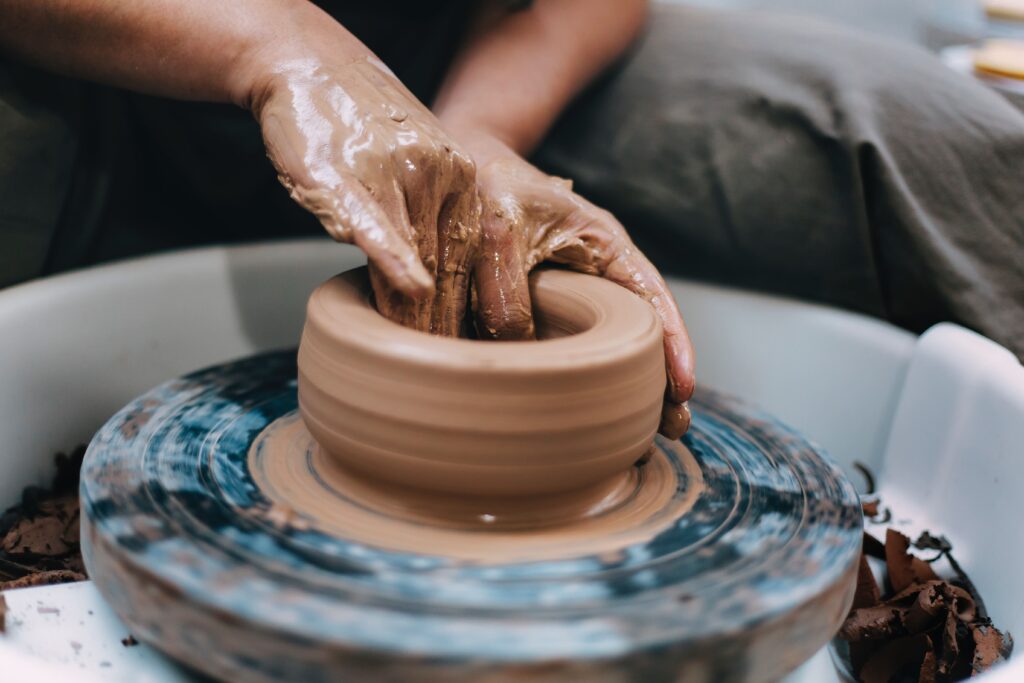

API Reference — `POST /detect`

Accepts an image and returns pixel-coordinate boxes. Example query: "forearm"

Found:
[435,0,648,160]
[0,0,370,107]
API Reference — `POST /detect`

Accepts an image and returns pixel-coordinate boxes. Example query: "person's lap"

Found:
[535,5,1024,357]
[1,4,1021,356]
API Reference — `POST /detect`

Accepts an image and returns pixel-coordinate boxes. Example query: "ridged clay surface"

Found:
[297,267,666,497]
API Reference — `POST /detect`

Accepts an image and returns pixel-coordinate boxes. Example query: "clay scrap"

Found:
[838,503,1013,682]
[0,447,87,591]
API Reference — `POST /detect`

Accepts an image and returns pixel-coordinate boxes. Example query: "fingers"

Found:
[472,200,536,341]
[260,104,431,299]
[547,208,696,436]
[428,150,480,336]
[609,247,696,438]
[433,187,480,336]
[297,179,434,299]
[472,156,696,438]
[597,232,696,405]
[651,283,697,404]
[386,159,442,333]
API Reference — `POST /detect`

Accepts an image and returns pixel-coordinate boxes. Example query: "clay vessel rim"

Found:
[305,268,662,373]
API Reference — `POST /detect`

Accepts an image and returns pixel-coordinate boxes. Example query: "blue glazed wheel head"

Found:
[297,267,667,497]
[80,351,863,683]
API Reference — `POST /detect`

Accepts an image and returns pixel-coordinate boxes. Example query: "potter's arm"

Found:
[435,0,648,161]
[0,0,486,328]
[0,0,367,107]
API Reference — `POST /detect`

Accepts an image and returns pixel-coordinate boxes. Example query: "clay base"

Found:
[248,412,703,563]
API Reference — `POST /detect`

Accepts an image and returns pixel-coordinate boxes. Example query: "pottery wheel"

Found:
[81,351,862,683]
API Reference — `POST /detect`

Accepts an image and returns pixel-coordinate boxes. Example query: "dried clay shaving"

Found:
[0,447,87,592]
[839,495,1012,682]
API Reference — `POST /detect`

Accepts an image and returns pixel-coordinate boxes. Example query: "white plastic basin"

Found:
[0,239,1021,682]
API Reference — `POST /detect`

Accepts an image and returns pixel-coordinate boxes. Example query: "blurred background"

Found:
[663,0,1024,111]
[667,0,984,46]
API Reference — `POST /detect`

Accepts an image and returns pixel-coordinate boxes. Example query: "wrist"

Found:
[228,2,372,110]
[443,120,520,169]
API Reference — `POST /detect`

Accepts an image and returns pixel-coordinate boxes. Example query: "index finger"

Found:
[604,243,696,404]
[300,178,434,299]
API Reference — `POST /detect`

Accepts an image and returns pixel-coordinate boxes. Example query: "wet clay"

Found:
[256,57,481,335]
[254,58,693,431]
[473,155,695,439]
[249,412,703,563]
[254,56,693,439]
[297,267,666,498]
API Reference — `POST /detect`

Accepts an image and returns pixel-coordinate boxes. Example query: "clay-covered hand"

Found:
[472,152,696,438]
[253,57,481,336]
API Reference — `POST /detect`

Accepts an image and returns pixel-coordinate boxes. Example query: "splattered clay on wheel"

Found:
[81,351,862,683]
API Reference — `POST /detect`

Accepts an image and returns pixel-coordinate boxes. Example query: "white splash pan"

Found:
[0,239,1020,682]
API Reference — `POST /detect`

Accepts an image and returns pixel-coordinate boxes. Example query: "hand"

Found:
[0,0,483,331]
[465,136,696,438]
[252,57,481,336]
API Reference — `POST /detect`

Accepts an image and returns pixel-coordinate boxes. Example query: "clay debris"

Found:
[838,503,1012,682]
[0,447,87,591]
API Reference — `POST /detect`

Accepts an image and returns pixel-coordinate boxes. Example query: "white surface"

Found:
[1,581,842,683]
[879,324,1024,638]
[670,279,915,479]
[941,44,1024,109]
[0,240,1021,682]
[0,239,358,506]
[0,582,184,682]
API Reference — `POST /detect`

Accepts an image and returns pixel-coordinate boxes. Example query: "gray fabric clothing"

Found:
[0,4,1022,357]
[535,6,1024,355]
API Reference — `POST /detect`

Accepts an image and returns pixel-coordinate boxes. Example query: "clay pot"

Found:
[297,267,665,497]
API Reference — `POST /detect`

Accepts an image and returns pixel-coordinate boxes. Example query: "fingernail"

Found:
[658,401,691,440]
